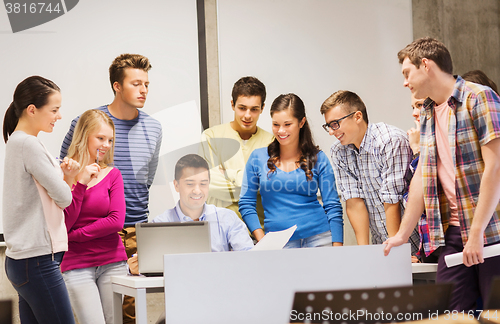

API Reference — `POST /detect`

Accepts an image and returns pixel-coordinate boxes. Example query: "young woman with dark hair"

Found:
[239,93,343,248]
[3,76,77,323]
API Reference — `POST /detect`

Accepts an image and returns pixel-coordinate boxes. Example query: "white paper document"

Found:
[444,243,500,267]
[250,225,297,251]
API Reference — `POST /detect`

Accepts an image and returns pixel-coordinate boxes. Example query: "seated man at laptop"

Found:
[129,154,254,273]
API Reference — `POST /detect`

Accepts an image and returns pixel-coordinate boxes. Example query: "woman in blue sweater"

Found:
[239,93,343,248]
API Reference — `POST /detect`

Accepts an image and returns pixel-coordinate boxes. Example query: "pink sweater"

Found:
[61,168,127,272]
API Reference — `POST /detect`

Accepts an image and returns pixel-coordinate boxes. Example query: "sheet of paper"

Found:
[250,225,297,251]
[445,243,500,267]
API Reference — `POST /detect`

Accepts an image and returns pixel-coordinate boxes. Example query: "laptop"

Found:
[135,222,211,276]
[290,283,453,323]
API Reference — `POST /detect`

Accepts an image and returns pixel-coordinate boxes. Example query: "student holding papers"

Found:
[239,93,344,248]
[384,37,500,311]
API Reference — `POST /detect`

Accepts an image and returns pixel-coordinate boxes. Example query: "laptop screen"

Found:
[136,221,211,276]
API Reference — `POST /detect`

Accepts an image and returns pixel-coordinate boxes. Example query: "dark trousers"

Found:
[5,252,75,324]
[420,246,441,263]
[436,226,500,311]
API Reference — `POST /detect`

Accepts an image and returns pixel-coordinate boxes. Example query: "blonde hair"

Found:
[67,109,115,171]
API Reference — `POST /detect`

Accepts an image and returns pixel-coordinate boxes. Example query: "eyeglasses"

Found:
[322,112,356,132]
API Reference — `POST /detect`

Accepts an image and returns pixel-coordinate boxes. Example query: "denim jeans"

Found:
[62,261,127,324]
[283,230,332,249]
[5,252,75,324]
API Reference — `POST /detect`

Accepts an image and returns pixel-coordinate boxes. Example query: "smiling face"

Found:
[32,91,62,134]
[231,95,264,139]
[323,104,365,148]
[272,109,305,149]
[88,121,114,164]
[174,167,209,220]
[114,68,149,109]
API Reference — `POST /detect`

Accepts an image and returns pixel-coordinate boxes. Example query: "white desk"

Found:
[111,275,164,324]
[164,245,412,324]
[110,255,438,324]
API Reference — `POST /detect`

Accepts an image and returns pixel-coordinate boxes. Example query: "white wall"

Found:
[218,0,414,157]
[0,0,202,234]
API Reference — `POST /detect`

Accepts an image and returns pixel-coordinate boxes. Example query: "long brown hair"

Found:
[267,93,319,181]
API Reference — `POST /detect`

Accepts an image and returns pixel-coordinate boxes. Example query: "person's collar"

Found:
[174,201,207,221]
[423,75,462,113]
[450,75,466,106]
[346,123,370,153]
[230,123,259,142]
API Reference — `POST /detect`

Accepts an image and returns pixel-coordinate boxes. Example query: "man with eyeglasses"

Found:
[320,90,419,256]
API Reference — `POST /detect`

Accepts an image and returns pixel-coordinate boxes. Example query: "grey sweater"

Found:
[3,131,72,259]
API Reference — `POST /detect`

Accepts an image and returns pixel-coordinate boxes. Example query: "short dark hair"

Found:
[397,37,453,74]
[462,70,498,93]
[109,54,152,94]
[174,154,209,181]
[231,76,266,106]
[320,90,369,124]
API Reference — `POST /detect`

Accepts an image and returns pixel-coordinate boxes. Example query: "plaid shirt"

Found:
[421,76,500,253]
[331,123,419,253]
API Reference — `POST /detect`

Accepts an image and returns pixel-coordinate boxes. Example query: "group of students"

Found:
[2,54,161,324]
[198,80,345,248]
[2,36,500,324]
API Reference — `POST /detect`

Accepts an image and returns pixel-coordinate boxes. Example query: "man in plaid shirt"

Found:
[321,90,419,256]
[384,37,500,311]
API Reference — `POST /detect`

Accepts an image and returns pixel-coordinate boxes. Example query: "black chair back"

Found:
[290,283,453,323]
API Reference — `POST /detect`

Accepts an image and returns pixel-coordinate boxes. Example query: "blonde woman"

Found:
[61,109,127,324]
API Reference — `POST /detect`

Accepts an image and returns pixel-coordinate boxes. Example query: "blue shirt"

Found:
[239,148,343,242]
[152,203,254,252]
[60,105,162,226]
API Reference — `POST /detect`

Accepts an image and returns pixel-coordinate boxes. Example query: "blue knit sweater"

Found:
[239,148,343,242]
